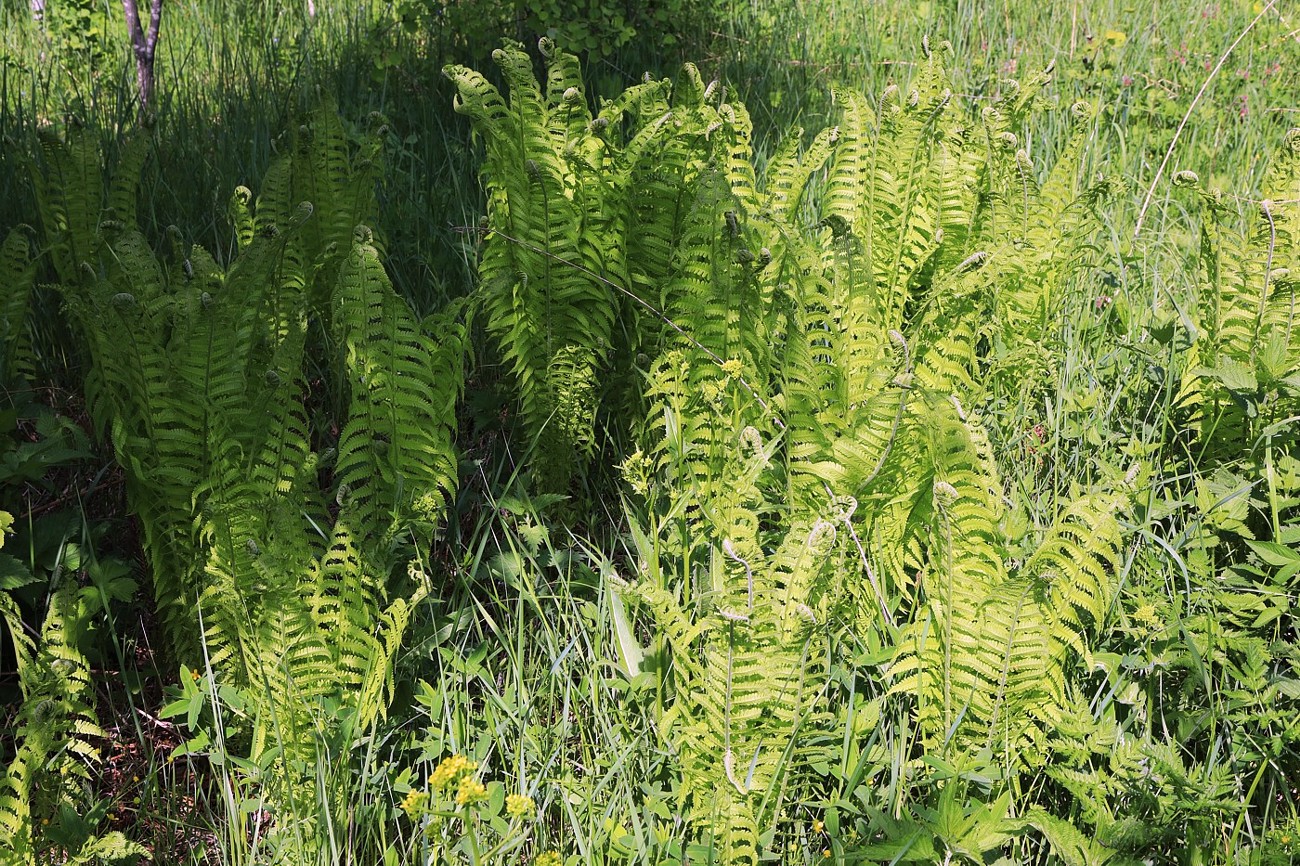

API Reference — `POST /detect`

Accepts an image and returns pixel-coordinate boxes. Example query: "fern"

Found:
[0,228,37,386]
[31,122,109,285]
[333,226,464,538]
[1176,132,1300,474]
[0,550,147,864]
[883,390,1128,756]
[624,421,841,866]
[27,113,462,864]
[447,41,779,493]
[422,42,1129,859]
[447,40,623,491]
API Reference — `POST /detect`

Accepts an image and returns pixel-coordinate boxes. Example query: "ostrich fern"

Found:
[26,114,463,864]
[0,516,146,865]
[0,229,36,385]
[437,36,1129,861]
[1175,129,1300,473]
[445,40,624,491]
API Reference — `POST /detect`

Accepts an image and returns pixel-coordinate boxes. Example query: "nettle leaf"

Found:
[0,552,37,591]
[1247,539,1300,569]
[1200,359,1258,393]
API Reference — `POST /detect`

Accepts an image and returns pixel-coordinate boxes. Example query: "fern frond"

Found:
[899,402,1009,747]
[0,227,37,384]
[447,41,625,490]
[332,227,463,537]
[32,122,105,283]
[106,131,149,231]
[0,582,106,859]
[762,125,836,224]
[309,521,384,697]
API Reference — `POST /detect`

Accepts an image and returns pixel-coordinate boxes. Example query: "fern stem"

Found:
[1251,197,1277,366]
[824,481,895,629]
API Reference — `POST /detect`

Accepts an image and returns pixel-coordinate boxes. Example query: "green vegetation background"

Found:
[1,0,1299,864]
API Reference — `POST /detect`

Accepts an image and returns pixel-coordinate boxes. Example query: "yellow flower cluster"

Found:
[1133,603,1159,627]
[534,852,561,866]
[619,448,654,497]
[400,789,429,818]
[455,775,488,807]
[506,793,535,818]
[431,754,476,790]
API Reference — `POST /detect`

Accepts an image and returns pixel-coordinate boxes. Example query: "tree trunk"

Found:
[121,0,165,116]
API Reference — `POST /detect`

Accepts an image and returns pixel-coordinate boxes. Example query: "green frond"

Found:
[332,228,463,537]
[761,125,835,224]
[1176,146,1300,460]
[821,87,874,233]
[0,582,105,856]
[662,168,770,374]
[448,41,627,490]
[672,62,709,108]
[0,227,37,384]
[1025,494,1124,632]
[106,131,149,230]
[229,186,255,252]
[360,584,428,728]
[253,150,296,234]
[309,521,384,695]
[891,401,1008,749]
[32,123,106,283]
[720,100,758,206]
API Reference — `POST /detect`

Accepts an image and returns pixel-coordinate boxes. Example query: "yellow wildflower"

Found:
[620,449,654,497]
[506,793,535,818]
[455,775,488,807]
[430,754,476,790]
[400,789,428,818]
[813,818,825,834]
[1133,603,1159,627]
[535,852,562,866]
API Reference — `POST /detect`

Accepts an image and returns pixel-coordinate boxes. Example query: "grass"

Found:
[2,0,1300,863]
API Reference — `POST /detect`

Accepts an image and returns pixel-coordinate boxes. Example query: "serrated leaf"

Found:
[1246,540,1300,568]
[0,552,37,590]
[1207,359,1258,393]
